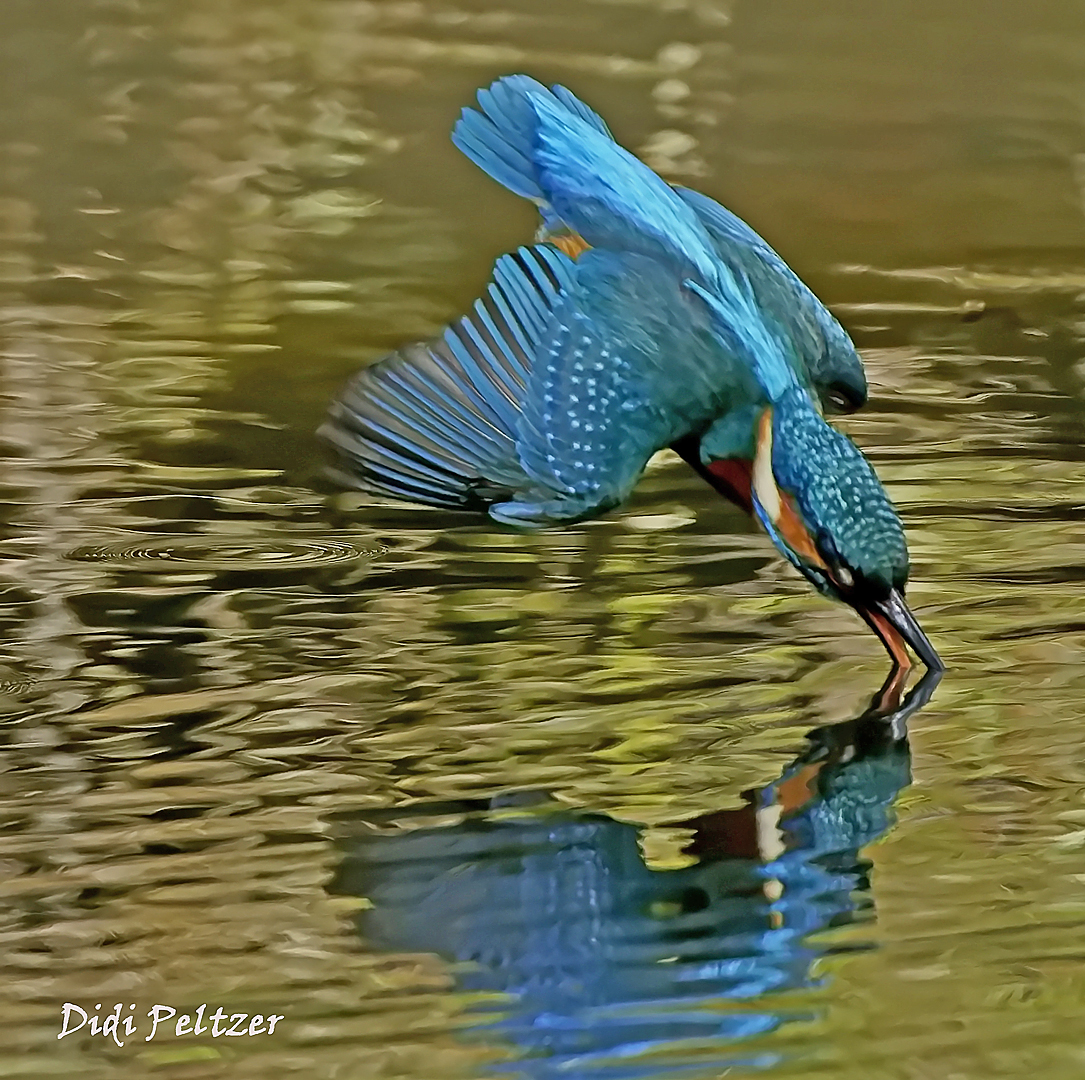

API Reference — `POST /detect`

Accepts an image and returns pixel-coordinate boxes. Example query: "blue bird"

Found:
[321,80,941,674]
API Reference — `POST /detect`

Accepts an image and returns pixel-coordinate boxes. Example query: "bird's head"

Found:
[703,388,942,673]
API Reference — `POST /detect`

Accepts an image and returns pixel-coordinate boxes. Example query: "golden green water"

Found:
[2,1,1085,1077]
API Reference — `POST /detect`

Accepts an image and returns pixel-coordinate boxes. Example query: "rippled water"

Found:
[3,1,1085,1077]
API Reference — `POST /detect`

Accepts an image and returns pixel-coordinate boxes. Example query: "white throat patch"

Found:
[752,409,782,524]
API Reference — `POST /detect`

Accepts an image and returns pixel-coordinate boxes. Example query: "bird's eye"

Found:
[825,380,866,414]
[834,566,855,590]
[827,388,854,413]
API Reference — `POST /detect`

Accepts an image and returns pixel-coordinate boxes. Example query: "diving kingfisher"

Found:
[321,77,942,676]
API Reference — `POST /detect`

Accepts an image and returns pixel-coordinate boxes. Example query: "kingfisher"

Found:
[321,77,942,676]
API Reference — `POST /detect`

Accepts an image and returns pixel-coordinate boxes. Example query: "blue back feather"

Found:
[675,186,867,409]
[681,279,799,402]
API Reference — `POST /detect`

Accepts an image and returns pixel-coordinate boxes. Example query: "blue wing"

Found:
[320,245,573,510]
[490,300,648,525]
[324,243,771,527]
[322,243,699,525]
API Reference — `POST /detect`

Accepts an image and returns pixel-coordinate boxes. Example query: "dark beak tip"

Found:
[882,588,944,673]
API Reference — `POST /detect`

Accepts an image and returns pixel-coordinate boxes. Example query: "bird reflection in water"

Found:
[332,671,940,1078]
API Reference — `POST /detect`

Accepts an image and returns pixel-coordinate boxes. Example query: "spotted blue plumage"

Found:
[769,387,909,592]
[495,250,763,524]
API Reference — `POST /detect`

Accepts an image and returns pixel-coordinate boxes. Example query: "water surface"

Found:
[2,1,1085,1078]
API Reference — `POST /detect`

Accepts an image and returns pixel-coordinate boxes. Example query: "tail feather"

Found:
[455,75,722,290]
[550,84,612,136]
[453,112,539,203]
[320,245,577,510]
[452,76,615,210]
[453,76,553,202]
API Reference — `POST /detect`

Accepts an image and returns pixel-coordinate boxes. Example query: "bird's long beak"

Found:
[859,588,943,673]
